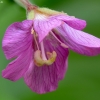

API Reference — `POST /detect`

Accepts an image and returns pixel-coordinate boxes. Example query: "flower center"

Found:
[31,27,68,67]
[31,28,57,67]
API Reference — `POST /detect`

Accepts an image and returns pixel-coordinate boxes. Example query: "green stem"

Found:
[14,0,37,10]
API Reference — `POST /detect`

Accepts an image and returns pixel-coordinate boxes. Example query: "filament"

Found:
[50,31,68,48]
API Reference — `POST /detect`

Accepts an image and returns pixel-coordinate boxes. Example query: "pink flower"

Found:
[2,0,100,94]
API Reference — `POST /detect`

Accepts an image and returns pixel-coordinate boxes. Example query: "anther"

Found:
[61,43,68,48]
[31,28,34,34]
[31,28,39,50]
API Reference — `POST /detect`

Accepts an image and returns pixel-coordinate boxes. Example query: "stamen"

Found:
[33,32,57,67]
[31,28,34,34]
[50,31,62,44]
[50,31,68,48]
[61,43,69,48]
[31,28,39,50]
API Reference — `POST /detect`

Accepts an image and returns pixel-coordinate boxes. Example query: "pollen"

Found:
[31,28,34,34]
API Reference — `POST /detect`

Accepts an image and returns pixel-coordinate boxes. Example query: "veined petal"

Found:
[55,14,86,30]
[24,61,59,94]
[44,34,69,80]
[57,23,100,56]
[33,14,86,42]
[24,34,69,94]
[2,44,33,81]
[2,20,33,59]
[33,14,62,42]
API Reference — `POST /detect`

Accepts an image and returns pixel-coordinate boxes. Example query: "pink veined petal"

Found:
[2,44,33,81]
[24,62,59,94]
[57,23,100,56]
[44,34,69,80]
[54,14,86,30]
[2,20,33,59]
[24,34,69,94]
[33,14,86,42]
[33,16,62,42]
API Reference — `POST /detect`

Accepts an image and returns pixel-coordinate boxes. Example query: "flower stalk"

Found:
[14,0,37,10]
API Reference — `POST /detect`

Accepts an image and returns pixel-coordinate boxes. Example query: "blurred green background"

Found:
[0,0,100,100]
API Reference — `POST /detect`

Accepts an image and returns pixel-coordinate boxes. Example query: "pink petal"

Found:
[55,14,86,30]
[24,62,59,94]
[24,34,69,94]
[44,34,69,80]
[2,45,33,81]
[2,20,33,59]
[33,16,62,42]
[33,14,86,42]
[57,23,100,56]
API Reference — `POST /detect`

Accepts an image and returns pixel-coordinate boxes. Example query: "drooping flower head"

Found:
[2,0,100,94]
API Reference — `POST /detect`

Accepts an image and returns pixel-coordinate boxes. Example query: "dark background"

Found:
[0,0,100,100]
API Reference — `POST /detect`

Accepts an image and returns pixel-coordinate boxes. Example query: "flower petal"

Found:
[55,14,86,30]
[33,14,86,42]
[57,23,100,56]
[44,34,69,80]
[2,44,33,81]
[24,34,69,94]
[2,20,33,59]
[33,15,62,42]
